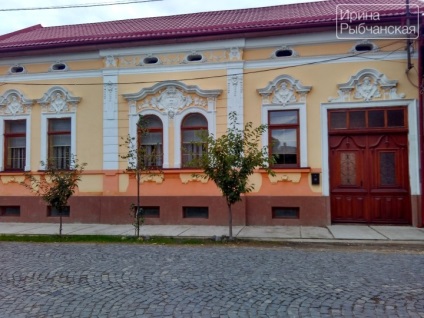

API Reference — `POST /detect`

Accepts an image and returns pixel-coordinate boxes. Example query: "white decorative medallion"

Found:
[151,86,193,118]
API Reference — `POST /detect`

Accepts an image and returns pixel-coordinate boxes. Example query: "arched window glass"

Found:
[181,113,208,167]
[139,115,163,168]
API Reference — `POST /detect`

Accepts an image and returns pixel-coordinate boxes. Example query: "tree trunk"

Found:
[136,170,141,238]
[227,203,233,239]
[59,208,63,237]
[136,211,140,238]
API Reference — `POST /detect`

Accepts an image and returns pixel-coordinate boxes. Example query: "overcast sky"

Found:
[0,0,322,35]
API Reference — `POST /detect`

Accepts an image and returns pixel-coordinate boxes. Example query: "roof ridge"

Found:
[37,4,286,30]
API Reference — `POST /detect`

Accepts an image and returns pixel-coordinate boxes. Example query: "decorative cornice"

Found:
[0,89,34,116]
[328,68,405,102]
[123,80,222,118]
[37,86,81,113]
[257,74,312,105]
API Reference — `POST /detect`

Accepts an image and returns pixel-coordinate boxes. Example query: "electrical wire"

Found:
[0,0,162,11]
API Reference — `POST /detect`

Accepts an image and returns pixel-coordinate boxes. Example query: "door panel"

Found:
[331,194,367,222]
[368,134,410,223]
[329,135,368,222]
[330,133,411,224]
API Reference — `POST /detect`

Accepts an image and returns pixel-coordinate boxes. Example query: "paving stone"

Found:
[0,243,422,317]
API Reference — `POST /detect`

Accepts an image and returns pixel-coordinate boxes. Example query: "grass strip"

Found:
[0,234,236,245]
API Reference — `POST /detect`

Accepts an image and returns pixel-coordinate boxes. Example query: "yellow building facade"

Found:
[0,1,422,226]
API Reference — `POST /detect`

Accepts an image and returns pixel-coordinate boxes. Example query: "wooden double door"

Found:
[329,109,411,224]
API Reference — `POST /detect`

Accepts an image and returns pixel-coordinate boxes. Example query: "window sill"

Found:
[0,171,26,175]
[258,167,313,173]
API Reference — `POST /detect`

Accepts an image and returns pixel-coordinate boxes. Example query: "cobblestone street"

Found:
[0,242,423,317]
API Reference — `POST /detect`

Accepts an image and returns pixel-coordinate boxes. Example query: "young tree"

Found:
[190,112,274,239]
[21,156,86,236]
[120,114,162,237]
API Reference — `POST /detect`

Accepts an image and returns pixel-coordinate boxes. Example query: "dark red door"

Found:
[329,108,411,224]
[367,134,410,223]
[330,135,368,222]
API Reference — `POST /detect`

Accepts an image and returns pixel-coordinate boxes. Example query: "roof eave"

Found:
[0,15,415,57]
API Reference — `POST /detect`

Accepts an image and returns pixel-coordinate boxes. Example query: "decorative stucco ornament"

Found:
[272,82,297,104]
[328,69,405,102]
[151,86,193,117]
[0,90,34,116]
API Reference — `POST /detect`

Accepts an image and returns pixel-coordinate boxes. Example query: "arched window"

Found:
[181,113,208,167]
[139,115,163,168]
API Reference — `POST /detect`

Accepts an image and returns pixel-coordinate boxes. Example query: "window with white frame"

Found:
[48,118,71,169]
[139,115,163,169]
[4,120,26,171]
[181,113,208,167]
[258,75,310,169]
[268,110,299,167]
[37,87,80,171]
[261,105,307,168]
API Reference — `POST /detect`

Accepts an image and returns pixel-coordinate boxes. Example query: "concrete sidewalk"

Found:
[1,222,424,243]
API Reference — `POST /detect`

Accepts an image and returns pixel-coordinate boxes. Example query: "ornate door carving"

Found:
[329,133,411,224]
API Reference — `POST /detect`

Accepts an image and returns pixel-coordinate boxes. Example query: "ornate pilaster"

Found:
[103,72,119,170]
[227,63,244,130]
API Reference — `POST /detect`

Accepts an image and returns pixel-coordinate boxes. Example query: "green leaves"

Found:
[189,112,274,206]
[21,155,87,236]
[22,156,86,211]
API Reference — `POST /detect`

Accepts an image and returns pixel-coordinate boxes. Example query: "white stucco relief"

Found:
[228,47,243,61]
[104,80,118,119]
[151,86,193,118]
[328,68,405,102]
[123,81,222,118]
[257,74,312,105]
[105,55,118,68]
[0,90,34,116]
[37,86,81,113]
[227,64,244,129]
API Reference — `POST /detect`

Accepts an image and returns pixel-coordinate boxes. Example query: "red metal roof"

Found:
[0,0,421,52]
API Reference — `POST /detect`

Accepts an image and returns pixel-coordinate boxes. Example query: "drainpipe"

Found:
[406,0,413,72]
[419,20,424,227]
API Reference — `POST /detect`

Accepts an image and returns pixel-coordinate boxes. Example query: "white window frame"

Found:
[129,109,169,168]
[0,116,31,171]
[261,103,308,168]
[174,107,215,169]
[40,113,76,169]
